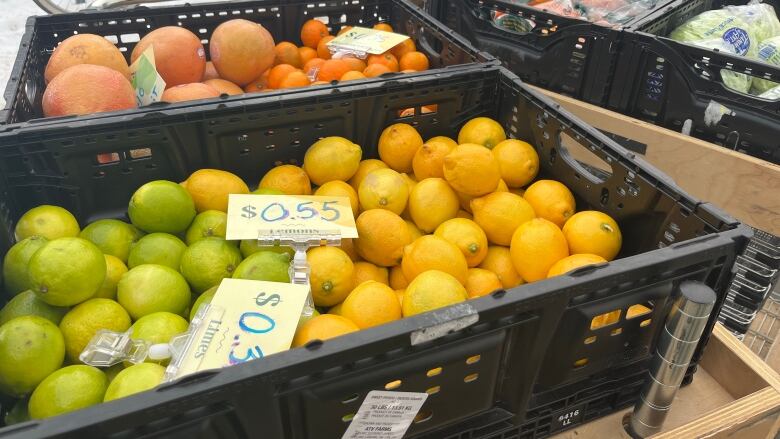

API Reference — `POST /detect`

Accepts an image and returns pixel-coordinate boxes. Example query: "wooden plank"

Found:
[537,87,780,236]
[703,324,780,396]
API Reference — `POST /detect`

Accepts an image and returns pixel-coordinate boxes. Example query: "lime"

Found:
[185,210,228,245]
[79,219,143,263]
[127,233,187,270]
[103,363,165,402]
[104,363,125,383]
[0,290,69,327]
[28,237,107,306]
[3,236,48,296]
[4,397,29,425]
[239,240,294,259]
[93,255,128,300]
[28,365,107,419]
[180,237,243,293]
[128,180,196,234]
[131,312,188,345]
[14,205,80,241]
[0,316,65,396]
[59,298,131,363]
[189,286,218,321]
[233,251,290,282]
[117,264,191,320]
[251,187,284,195]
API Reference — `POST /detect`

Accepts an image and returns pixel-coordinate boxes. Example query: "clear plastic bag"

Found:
[527,0,659,26]
[752,35,780,94]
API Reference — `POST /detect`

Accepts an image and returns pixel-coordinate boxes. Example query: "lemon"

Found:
[404,220,424,241]
[523,180,576,228]
[185,210,228,245]
[389,265,409,290]
[339,238,360,262]
[443,143,501,196]
[328,303,344,316]
[399,173,417,220]
[28,365,107,419]
[292,314,359,348]
[402,235,469,285]
[348,159,388,193]
[29,237,107,306]
[308,246,354,307]
[79,219,143,263]
[456,210,473,220]
[352,261,389,286]
[510,218,569,282]
[92,255,128,300]
[471,192,536,246]
[117,264,191,320]
[412,138,456,180]
[434,218,488,267]
[303,136,363,185]
[128,180,197,234]
[190,286,218,321]
[3,236,48,296]
[103,363,165,402]
[408,178,459,232]
[378,123,423,173]
[465,268,503,298]
[180,237,243,293]
[403,270,467,317]
[354,209,412,266]
[0,290,68,327]
[0,316,65,396]
[457,117,506,149]
[456,179,508,213]
[182,169,249,212]
[258,164,312,195]
[562,211,622,261]
[358,168,409,215]
[233,251,290,282]
[341,281,401,329]
[14,205,80,241]
[239,240,294,259]
[59,298,131,363]
[127,232,187,270]
[547,254,607,278]
[131,312,189,346]
[479,246,523,288]
[491,139,539,188]
[314,181,359,217]
[395,289,405,306]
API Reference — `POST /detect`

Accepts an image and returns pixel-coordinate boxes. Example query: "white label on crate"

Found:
[410,302,479,345]
[341,391,428,439]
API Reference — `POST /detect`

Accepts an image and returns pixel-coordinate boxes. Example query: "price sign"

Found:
[171,278,310,379]
[129,46,166,106]
[226,194,358,240]
[327,26,409,56]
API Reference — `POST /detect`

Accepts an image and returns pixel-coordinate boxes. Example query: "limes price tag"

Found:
[225,194,358,240]
[172,278,310,379]
[129,46,166,106]
[327,26,409,56]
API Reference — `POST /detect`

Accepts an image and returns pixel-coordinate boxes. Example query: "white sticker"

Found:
[341,391,428,439]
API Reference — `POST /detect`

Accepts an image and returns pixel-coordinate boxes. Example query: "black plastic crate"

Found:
[0,66,749,438]
[0,0,495,126]
[610,0,780,164]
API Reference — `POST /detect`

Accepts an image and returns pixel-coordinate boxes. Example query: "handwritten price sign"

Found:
[226,194,358,240]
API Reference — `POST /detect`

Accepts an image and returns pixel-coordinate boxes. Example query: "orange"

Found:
[317,35,336,60]
[274,41,303,68]
[408,178,459,232]
[352,261,389,287]
[402,235,468,285]
[342,57,367,72]
[317,59,351,82]
[378,123,423,173]
[374,23,394,32]
[523,180,576,228]
[202,61,219,81]
[243,70,270,93]
[399,51,429,71]
[341,281,401,328]
[492,139,539,188]
[278,71,311,89]
[202,78,243,96]
[363,64,392,77]
[434,218,488,267]
[510,218,569,282]
[258,164,312,195]
[303,58,326,77]
[45,34,130,83]
[132,27,206,87]
[308,246,355,307]
[547,254,607,278]
[338,26,353,36]
[562,211,622,261]
[403,270,467,317]
[314,181,359,217]
[292,314,358,348]
[443,143,501,196]
[340,238,360,262]
[465,268,503,298]
[182,169,250,212]
[267,64,299,89]
[349,159,388,193]
[471,192,536,246]
[391,39,417,60]
[301,19,330,49]
[298,46,318,66]
[479,246,523,289]
[43,64,136,118]
[161,83,219,103]
[412,138,456,180]
[311,80,329,86]
[358,168,409,215]
[367,53,399,72]
[340,71,366,81]
[389,265,409,290]
[355,209,412,267]
[458,117,506,149]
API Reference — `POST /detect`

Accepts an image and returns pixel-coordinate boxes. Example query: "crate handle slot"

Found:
[557,132,613,184]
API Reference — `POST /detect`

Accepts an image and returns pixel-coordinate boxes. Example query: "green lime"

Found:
[93,255,128,300]
[3,236,48,296]
[28,237,107,306]
[117,264,191,320]
[251,187,285,195]
[59,298,131,363]
[104,363,125,383]
[189,286,218,321]
[233,251,290,282]
[180,238,243,293]
[239,240,294,259]
[14,205,80,241]
[0,316,65,396]
[131,312,188,345]
[4,397,30,425]
[127,233,187,270]
[103,363,165,402]
[79,219,143,263]
[128,180,196,234]
[185,210,229,246]
[0,290,69,327]
[28,365,107,419]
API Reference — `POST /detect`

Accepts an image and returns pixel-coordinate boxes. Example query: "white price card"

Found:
[327,26,410,56]
[341,391,428,439]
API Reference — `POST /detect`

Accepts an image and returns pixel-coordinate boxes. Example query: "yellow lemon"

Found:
[378,123,423,173]
[328,303,344,316]
[354,209,412,266]
[308,246,355,307]
[314,181,359,217]
[352,261,389,286]
[465,268,503,298]
[562,211,622,261]
[434,218,488,267]
[456,178,508,213]
[389,265,409,290]
[443,144,501,196]
[403,270,467,317]
[183,169,249,212]
[547,254,607,278]
[457,117,506,149]
[303,136,362,185]
[292,314,359,348]
[408,178,459,232]
[492,139,539,188]
[471,192,536,246]
[348,159,388,193]
[341,281,401,328]
[402,235,468,285]
[509,187,525,197]
[404,220,424,241]
[412,139,456,180]
[510,218,569,282]
[358,168,409,215]
[479,246,523,289]
[259,164,312,195]
[395,289,405,306]
[523,180,575,227]
[456,210,473,220]
[399,173,418,220]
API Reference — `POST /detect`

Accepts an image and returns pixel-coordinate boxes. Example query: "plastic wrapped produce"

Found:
[752,36,780,94]
[696,38,754,93]
[759,84,780,99]
[526,0,658,26]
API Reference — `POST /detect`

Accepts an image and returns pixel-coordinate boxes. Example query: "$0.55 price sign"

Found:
[226,194,358,240]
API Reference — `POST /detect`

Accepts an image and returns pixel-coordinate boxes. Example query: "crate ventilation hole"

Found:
[575,303,654,369]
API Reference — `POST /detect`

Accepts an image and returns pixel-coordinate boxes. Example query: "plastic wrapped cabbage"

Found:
[752,36,780,94]
[759,84,780,99]
[694,38,754,93]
